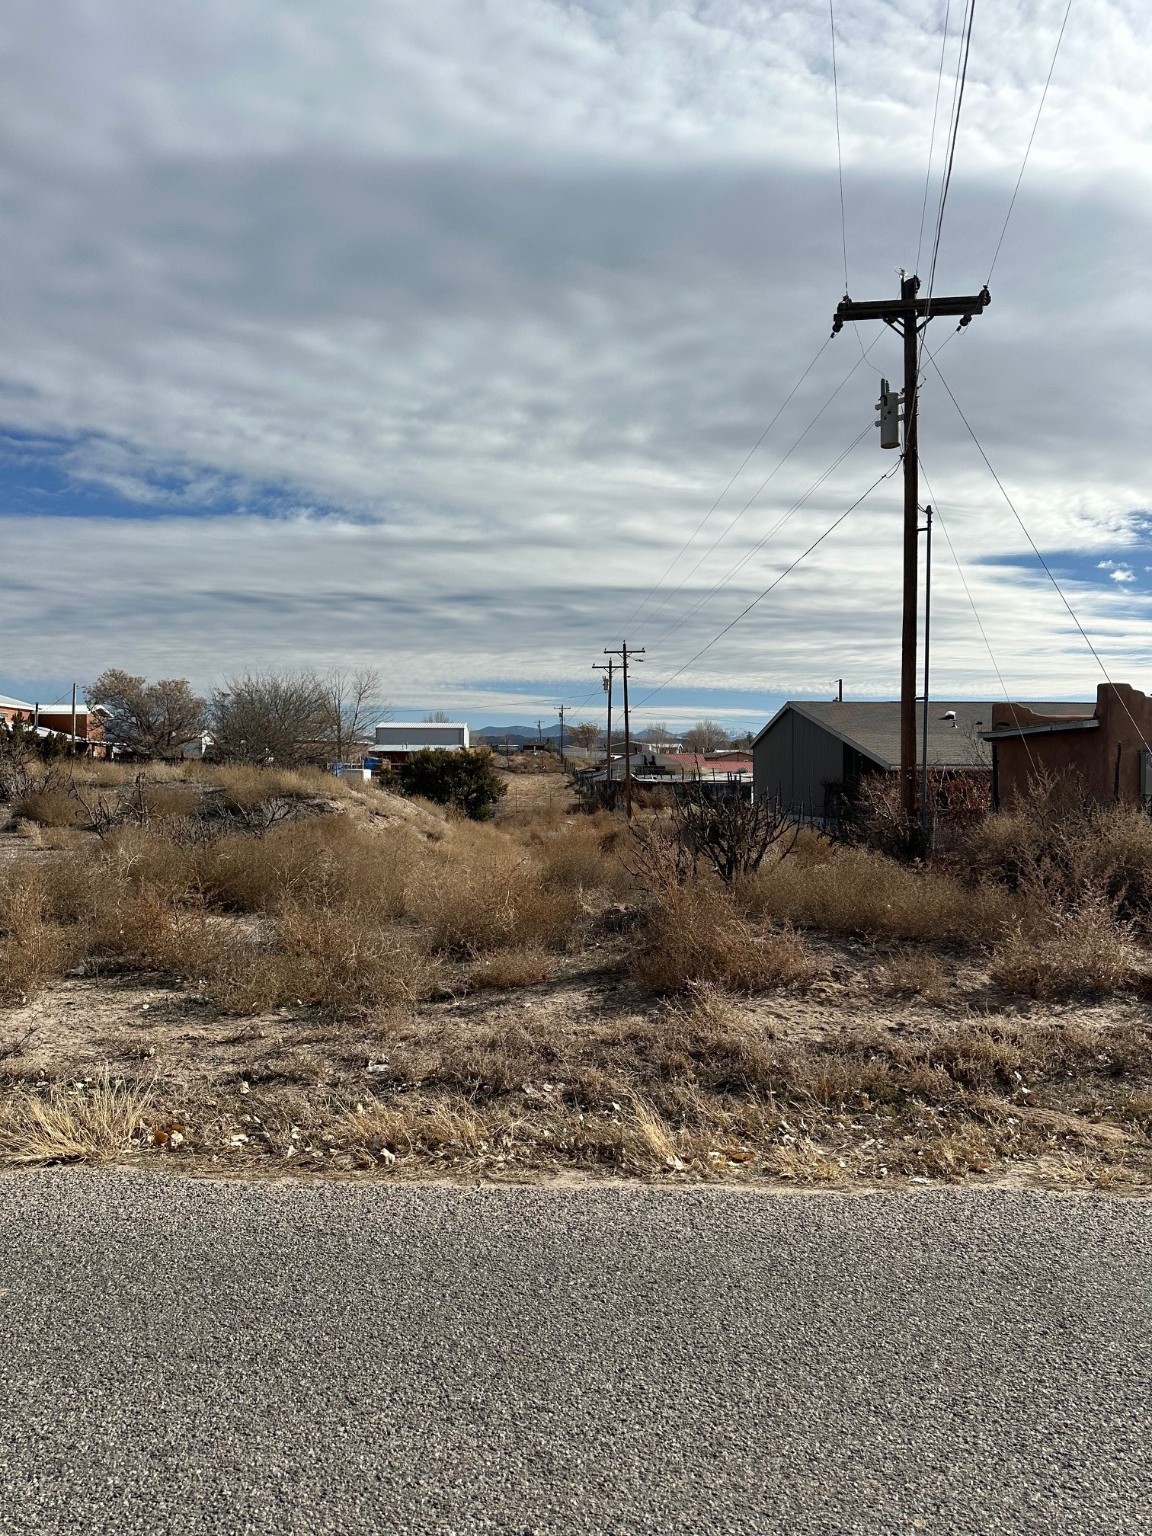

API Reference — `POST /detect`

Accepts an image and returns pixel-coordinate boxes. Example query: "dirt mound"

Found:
[329,787,451,841]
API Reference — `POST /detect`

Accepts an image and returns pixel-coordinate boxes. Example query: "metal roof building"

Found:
[752,700,1092,816]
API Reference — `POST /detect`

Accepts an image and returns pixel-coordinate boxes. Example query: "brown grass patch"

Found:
[744,842,1018,946]
[633,879,812,995]
[991,897,1139,999]
[0,1076,153,1164]
[467,947,555,991]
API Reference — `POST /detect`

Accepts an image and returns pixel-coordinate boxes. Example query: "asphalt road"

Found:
[0,1172,1148,1535]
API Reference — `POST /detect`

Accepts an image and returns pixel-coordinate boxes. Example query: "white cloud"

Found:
[1,1,1151,717]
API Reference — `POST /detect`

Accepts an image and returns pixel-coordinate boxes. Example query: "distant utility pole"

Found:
[833,273,989,824]
[535,718,543,750]
[920,503,934,846]
[593,658,614,799]
[557,704,566,764]
[603,643,645,818]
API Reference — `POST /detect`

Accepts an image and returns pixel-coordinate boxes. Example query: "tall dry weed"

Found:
[409,823,582,954]
[634,877,811,995]
[744,844,1017,946]
[991,895,1139,998]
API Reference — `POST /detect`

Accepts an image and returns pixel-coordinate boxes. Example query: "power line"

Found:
[635,458,901,706]
[635,336,882,640]
[829,0,850,293]
[619,336,832,635]
[914,0,953,276]
[929,353,1152,751]
[924,0,977,319]
[985,0,1074,285]
[921,460,1042,778]
[645,423,872,653]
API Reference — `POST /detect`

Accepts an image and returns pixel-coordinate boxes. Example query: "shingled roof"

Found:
[754,700,1094,772]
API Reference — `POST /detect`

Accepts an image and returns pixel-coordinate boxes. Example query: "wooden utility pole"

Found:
[556,704,566,764]
[604,643,644,818]
[833,273,989,821]
[70,683,78,756]
[593,659,614,803]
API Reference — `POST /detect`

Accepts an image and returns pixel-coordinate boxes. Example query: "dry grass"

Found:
[408,822,584,955]
[991,897,1139,999]
[633,877,812,995]
[467,947,555,991]
[743,839,1020,946]
[12,788,84,827]
[3,769,1152,1185]
[0,1075,153,1165]
[883,949,950,1003]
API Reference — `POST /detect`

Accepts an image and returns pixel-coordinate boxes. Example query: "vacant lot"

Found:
[1,757,1150,1187]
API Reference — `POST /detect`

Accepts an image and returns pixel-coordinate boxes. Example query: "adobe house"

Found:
[751,698,1091,818]
[981,683,1152,808]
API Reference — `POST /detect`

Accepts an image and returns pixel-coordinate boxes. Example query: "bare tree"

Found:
[87,670,208,758]
[641,720,672,744]
[423,710,451,723]
[319,667,386,761]
[568,721,601,749]
[211,671,326,764]
[682,719,729,753]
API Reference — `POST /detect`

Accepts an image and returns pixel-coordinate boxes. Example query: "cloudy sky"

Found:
[1,0,1150,730]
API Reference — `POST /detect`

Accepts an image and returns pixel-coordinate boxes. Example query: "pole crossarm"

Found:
[833,288,990,333]
[829,273,990,832]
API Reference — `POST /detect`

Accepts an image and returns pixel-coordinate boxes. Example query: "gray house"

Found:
[751,700,1086,817]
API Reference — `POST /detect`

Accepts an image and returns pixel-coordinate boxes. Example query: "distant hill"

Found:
[474,724,563,744]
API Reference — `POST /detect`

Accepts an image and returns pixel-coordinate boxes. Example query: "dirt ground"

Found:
[1,767,1150,1188]
[3,913,1149,1190]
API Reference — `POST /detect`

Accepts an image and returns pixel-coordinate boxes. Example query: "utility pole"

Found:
[833,273,989,823]
[604,643,644,818]
[920,504,933,847]
[593,658,614,800]
[70,683,78,757]
[535,718,543,751]
[556,704,566,765]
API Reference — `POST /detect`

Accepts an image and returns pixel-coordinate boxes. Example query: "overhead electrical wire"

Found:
[923,0,977,324]
[829,0,850,294]
[929,354,1152,751]
[828,0,875,371]
[644,422,873,653]
[619,335,832,635]
[985,0,1074,285]
[925,0,976,304]
[914,0,954,276]
[920,459,1041,777]
[635,457,902,707]
[634,336,883,642]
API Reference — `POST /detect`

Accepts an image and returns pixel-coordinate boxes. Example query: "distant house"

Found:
[371,721,469,766]
[982,683,1152,808]
[0,694,110,755]
[752,699,1091,817]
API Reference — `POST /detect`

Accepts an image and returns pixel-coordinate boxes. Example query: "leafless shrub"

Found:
[671,788,799,886]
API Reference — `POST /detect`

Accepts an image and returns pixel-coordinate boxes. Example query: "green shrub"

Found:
[396,748,506,820]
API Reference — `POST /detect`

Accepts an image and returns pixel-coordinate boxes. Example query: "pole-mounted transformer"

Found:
[876,377,902,450]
